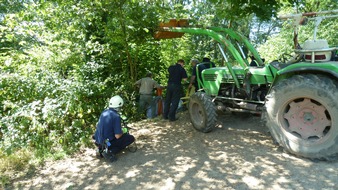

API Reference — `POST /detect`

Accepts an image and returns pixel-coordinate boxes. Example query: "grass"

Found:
[0,149,34,188]
[0,147,70,189]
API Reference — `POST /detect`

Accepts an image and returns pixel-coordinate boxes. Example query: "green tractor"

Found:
[155,10,338,160]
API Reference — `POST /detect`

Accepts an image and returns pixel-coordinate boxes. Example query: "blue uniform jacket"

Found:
[94,108,122,145]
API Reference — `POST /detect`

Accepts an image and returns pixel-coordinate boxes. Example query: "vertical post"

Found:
[156,88,163,115]
[313,17,323,40]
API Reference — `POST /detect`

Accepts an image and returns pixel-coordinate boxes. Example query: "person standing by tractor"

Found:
[93,95,135,162]
[188,59,206,92]
[135,72,164,118]
[163,59,188,122]
[249,55,258,66]
[202,57,216,68]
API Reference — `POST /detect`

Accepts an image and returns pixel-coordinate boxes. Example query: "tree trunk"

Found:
[117,0,137,81]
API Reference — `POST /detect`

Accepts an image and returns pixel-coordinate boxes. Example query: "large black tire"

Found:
[188,92,217,133]
[264,74,338,160]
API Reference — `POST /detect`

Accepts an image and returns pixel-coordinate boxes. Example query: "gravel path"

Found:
[10,111,338,190]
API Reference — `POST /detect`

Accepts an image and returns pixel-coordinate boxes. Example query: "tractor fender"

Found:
[269,64,338,92]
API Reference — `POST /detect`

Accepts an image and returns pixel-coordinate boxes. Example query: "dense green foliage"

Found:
[0,0,337,186]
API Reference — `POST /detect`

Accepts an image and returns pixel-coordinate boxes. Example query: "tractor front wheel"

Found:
[264,74,338,160]
[188,92,217,133]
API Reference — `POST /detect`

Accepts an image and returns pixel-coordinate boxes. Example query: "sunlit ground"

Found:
[11,111,338,190]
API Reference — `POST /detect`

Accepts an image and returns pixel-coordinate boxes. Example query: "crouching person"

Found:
[94,95,135,162]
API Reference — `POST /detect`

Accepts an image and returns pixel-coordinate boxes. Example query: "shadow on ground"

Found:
[10,111,338,190]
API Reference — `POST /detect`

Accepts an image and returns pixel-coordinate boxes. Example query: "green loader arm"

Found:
[209,27,264,66]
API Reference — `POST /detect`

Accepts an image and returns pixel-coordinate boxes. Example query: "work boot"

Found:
[96,148,104,158]
[107,154,117,162]
[102,150,117,162]
[169,117,179,122]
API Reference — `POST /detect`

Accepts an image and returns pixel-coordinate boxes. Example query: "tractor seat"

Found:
[295,39,335,63]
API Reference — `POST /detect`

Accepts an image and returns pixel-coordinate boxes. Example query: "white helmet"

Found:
[109,95,124,109]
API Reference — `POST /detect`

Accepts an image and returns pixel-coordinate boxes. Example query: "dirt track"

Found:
[10,111,338,190]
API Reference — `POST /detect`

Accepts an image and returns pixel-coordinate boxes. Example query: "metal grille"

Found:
[204,74,218,81]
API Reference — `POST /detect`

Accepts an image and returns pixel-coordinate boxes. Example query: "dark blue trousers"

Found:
[163,83,181,120]
[108,134,135,154]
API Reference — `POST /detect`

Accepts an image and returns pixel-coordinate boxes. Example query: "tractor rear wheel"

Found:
[188,92,217,133]
[264,74,338,160]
